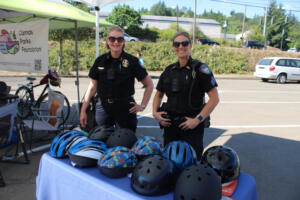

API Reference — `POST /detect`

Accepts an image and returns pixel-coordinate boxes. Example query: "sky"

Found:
[100,0,300,20]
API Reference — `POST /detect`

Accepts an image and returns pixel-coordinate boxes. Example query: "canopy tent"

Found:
[0,0,111,29]
[0,0,112,112]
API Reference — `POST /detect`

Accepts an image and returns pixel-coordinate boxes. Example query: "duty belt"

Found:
[101,96,133,104]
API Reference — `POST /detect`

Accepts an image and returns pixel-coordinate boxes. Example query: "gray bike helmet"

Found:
[174,164,222,200]
[89,125,114,142]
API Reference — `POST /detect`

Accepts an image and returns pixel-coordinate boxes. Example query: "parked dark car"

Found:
[197,38,220,46]
[243,40,265,49]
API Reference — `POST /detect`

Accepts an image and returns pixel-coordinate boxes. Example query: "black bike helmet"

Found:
[68,139,107,168]
[131,154,176,196]
[174,164,222,200]
[98,146,137,178]
[89,125,114,142]
[106,128,137,148]
[202,145,240,183]
[162,140,196,172]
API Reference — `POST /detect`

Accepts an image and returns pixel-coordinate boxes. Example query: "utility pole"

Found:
[176,5,179,32]
[263,0,269,45]
[241,5,247,46]
[193,0,197,44]
[280,16,288,50]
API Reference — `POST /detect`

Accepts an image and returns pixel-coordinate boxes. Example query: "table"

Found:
[36,153,258,200]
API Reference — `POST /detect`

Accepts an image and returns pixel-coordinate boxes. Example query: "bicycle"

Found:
[15,70,70,125]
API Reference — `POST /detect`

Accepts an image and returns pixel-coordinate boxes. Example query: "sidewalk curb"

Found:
[0,71,258,80]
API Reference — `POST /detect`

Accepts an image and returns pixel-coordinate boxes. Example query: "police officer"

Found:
[152,32,219,160]
[80,26,153,132]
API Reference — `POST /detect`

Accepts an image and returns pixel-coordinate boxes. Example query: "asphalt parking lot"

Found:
[1,75,300,200]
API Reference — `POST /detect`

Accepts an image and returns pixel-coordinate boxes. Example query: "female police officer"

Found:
[80,26,153,132]
[152,32,219,160]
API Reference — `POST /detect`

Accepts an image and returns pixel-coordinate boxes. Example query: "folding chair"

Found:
[22,89,66,151]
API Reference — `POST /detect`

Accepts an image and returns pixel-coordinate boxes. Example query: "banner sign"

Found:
[0,19,49,73]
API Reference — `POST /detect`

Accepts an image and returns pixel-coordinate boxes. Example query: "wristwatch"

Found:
[197,115,204,122]
[141,104,146,110]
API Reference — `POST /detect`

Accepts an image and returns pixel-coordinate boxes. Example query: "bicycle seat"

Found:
[27,77,36,81]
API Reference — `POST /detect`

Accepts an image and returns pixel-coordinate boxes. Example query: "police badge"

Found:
[122,59,129,68]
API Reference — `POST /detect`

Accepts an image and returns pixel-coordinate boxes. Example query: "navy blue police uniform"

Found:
[89,51,148,132]
[156,57,218,159]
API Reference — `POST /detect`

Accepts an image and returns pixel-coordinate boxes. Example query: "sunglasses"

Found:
[108,36,125,43]
[173,41,190,48]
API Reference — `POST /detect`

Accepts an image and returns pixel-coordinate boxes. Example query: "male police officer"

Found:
[80,26,153,132]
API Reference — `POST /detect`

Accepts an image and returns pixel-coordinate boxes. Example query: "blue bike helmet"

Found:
[98,146,137,178]
[132,136,162,160]
[68,139,107,167]
[106,128,137,148]
[162,140,196,172]
[202,145,240,183]
[50,130,88,158]
[131,154,176,196]
[174,164,222,200]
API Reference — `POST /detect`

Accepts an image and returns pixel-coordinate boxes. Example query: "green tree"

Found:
[106,5,142,29]
[149,1,171,16]
[266,0,291,49]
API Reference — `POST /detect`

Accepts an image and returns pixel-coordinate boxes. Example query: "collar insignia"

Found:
[98,66,104,70]
[186,66,191,70]
[122,59,129,68]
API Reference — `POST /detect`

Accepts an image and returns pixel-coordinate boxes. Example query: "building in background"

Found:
[99,13,221,38]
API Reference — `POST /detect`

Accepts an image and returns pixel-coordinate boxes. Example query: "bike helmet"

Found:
[162,140,196,172]
[68,139,107,167]
[202,145,240,183]
[49,70,61,87]
[98,146,137,178]
[131,154,176,196]
[132,136,162,160]
[50,130,88,158]
[106,128,137,148]
[174,164,222,200]
[89,125,114,142]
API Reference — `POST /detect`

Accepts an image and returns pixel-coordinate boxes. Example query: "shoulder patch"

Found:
[200,64,211,75]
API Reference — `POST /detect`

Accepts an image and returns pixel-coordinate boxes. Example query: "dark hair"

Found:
[172,32,191,43]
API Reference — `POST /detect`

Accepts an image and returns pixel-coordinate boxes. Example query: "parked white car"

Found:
[124,33,139,42]
[254,57,300,83]
[287,48,298,52]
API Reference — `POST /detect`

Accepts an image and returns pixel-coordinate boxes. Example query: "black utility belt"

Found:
[100,96,133,104]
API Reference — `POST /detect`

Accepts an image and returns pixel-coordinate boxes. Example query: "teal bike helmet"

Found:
[132,136,162,160]
[98,146,137,178]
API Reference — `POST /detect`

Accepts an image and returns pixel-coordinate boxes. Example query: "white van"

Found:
[254,57,300,83]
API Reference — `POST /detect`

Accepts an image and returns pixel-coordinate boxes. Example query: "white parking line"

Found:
[137,112,152,119]
[221,101,300,104]
[219,90,300,94]
[137,124,300,128]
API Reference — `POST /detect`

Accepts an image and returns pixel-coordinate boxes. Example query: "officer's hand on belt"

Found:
[129,102,145,114]
[153,111,171,127]
[178,117,200,131]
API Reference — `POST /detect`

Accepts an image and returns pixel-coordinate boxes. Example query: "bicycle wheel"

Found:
[15,86,34,119]
[37,91,70,125]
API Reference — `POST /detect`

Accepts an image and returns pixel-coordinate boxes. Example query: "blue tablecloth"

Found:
[36,153,258,200]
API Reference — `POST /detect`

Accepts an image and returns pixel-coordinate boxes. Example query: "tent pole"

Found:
[95,6,100,58]
[74,20,80,119]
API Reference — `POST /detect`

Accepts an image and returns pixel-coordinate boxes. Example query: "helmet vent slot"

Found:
[148,161,152,164]
[206,172,211,176]
[147,168,150,174]
[183,149,187,163]
[156,165,161,170]
[180,195,184,200]
[186,174,191,178]
[176,144,180,155]
[198,176,202,181]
